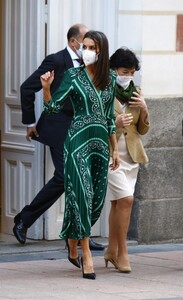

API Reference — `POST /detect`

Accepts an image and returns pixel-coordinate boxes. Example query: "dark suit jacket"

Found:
[21,48,74,147]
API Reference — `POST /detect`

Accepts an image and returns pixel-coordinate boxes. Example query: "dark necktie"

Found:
[75,58,81,64]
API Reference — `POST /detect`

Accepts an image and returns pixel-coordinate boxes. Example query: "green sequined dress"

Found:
[44,66,116,240]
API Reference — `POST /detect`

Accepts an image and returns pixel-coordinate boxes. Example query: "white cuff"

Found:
[26,123,36,128]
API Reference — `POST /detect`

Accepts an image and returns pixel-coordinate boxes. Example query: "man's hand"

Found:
[26,126,39,142]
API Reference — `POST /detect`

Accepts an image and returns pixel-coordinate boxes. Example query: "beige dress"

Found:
[106,103,139,201]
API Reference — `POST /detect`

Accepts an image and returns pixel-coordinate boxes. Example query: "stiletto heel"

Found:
[104,258,108,268]
[66,239,80,268]
[81,257,96,280]
[104,252,118,269]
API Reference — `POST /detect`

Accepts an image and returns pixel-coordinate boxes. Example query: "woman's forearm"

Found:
[43,88,51,103]
[109,133,118,151]
[109,133,120,170]
[40,70,54,102]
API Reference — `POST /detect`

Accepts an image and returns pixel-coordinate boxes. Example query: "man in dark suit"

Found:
[13,24,105,251]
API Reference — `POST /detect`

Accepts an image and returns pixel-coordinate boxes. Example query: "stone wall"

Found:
[128,98,183,244]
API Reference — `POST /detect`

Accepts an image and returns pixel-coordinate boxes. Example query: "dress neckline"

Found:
[84,68,101,96]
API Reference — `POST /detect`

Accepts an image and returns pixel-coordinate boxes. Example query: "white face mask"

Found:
[82,49,98,66]
[74,39,83,58]
[116,76,133,90]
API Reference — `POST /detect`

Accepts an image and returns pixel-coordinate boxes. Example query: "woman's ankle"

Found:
[118,253,130,267]
[105,247,118,258]
[81,255,94,273]
[68,238,78,258]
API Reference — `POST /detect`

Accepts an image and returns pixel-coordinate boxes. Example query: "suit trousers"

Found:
[14,142,65,228]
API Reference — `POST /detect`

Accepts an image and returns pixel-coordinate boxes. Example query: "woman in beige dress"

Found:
[104,47,150,273]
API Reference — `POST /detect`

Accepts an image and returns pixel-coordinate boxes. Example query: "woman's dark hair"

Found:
[110,47,140,71]
[83,30,110,90]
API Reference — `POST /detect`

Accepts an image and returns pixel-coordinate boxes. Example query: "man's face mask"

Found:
[74,39,83,58]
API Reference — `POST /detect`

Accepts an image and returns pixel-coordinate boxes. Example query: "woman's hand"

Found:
[129,91,147,112]
[40,71,54,102]
[109,150,120,170]
[115,113,133,128]
[129,91,148,122]
[40,70,54,89]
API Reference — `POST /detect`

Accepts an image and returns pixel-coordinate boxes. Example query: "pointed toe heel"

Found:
[83,272,96,280]
[66,239,80,268]
[68,256,80,269]
[81,258,96,280]
[118,265,131,273]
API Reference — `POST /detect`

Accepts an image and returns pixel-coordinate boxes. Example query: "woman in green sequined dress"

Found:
[41,31,119,279]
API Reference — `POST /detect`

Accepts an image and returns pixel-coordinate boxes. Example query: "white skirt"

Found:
[106,133,139,201]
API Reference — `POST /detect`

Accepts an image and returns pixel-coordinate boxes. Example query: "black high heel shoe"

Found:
[66,239,80,268]
[81,257,96,280]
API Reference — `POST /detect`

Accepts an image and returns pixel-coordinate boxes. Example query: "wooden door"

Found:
[0,0,45,239]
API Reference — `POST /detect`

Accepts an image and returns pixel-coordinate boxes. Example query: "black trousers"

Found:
[14,142,65,228]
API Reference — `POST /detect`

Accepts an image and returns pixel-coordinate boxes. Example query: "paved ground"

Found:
[0,233,183,300]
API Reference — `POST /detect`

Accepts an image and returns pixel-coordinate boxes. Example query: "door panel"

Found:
[1,0,45,238]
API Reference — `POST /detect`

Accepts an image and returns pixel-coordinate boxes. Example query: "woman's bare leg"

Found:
[116,196,133,270]
[80,237,94,274]
[104,201,119,268]
[106,201,118,257]
[68,238,79,259]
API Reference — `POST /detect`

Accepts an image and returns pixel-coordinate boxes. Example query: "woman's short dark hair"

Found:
[110,47,140,71]
[83,30,110,90]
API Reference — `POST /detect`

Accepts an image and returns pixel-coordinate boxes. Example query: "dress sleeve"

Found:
[106,73,116,136]
[43,70,73,113]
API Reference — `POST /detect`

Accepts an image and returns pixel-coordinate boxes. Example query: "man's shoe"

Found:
[89,239,105,251]
[13,219,27,244]
[66,239,105,251]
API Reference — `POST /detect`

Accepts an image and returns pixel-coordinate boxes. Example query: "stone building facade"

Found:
[0,0,183,243]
